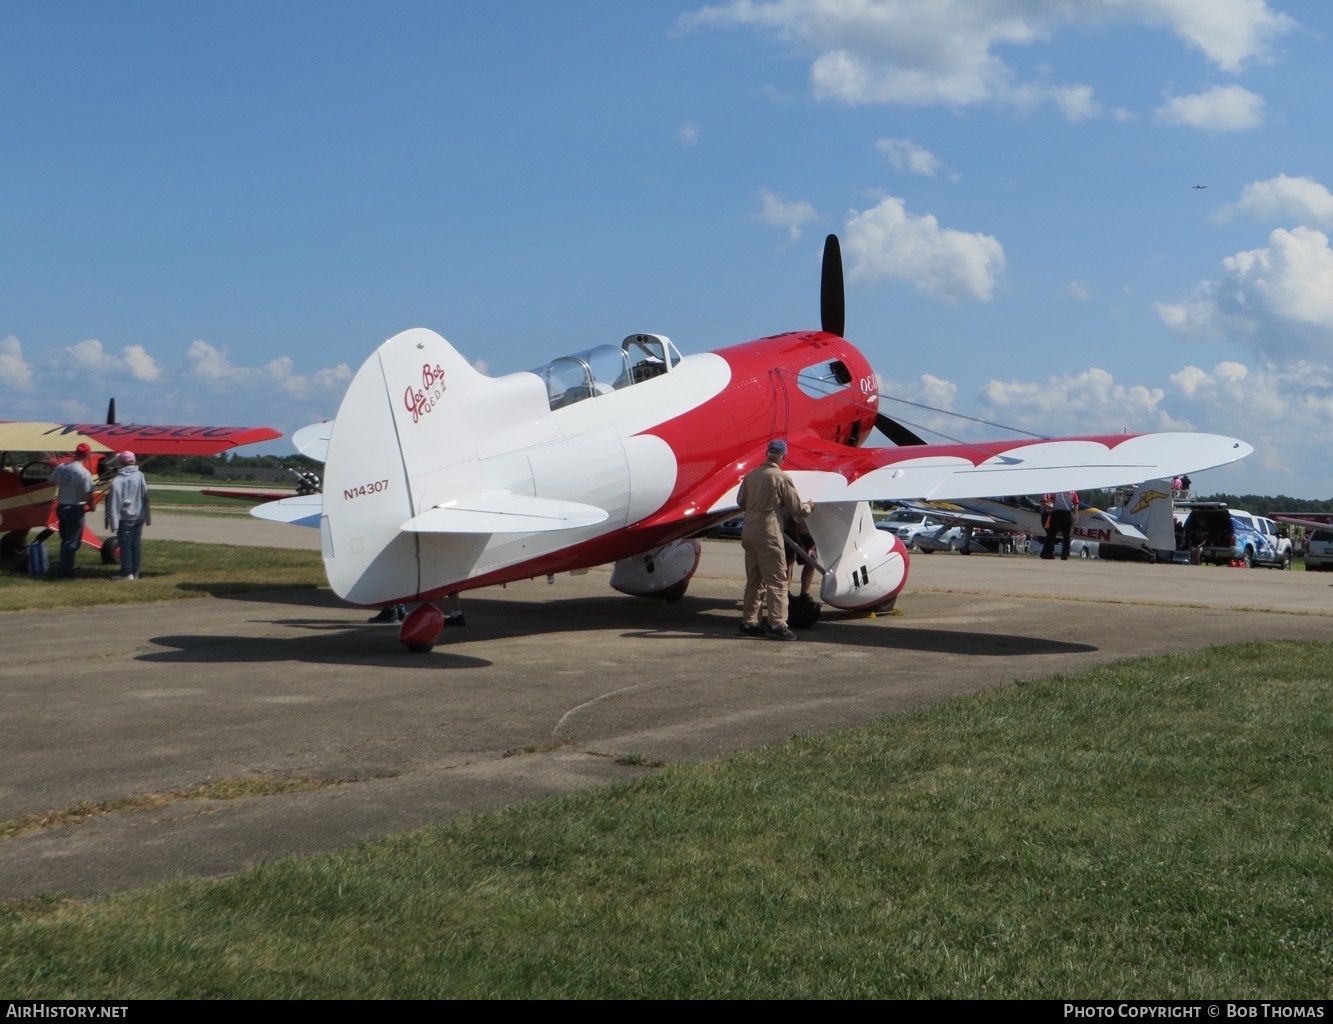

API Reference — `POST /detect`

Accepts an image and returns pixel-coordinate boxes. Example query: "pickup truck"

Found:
[875,509,942,549]
[1182,505,1293,569]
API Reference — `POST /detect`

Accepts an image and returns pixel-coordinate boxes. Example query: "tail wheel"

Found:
[398,604,445,652]
[100,538,121,564]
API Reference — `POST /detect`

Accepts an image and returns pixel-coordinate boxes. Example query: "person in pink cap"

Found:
[106,451,151,581]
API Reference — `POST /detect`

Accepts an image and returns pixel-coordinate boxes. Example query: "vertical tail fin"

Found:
[320,328,489,604]
[1118,479,1177,556]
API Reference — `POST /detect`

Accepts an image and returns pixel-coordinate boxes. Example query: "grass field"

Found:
[0,538,325,612]
[0,641,1327,999]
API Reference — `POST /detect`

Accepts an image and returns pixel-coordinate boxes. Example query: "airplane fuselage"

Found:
[316,328,881,605]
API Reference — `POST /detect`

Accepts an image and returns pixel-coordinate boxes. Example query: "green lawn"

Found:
[0,538,324,612]
[2,641,1327,999]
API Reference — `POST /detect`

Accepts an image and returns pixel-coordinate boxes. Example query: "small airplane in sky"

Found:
[1193,184,1208,190]
[0,412,281,563]
[258,235,1252,651]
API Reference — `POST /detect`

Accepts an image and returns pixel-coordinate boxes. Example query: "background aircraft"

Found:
[202,466,322,505]
[1,417,281,563]
[899,479,1180,563]
[258,236,1252,651]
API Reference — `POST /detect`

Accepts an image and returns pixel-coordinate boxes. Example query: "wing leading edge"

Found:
[709,432,1251,511]
[0,421,282,455]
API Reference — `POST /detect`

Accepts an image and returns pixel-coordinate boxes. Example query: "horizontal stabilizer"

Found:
[402,492,609,534]
[292,420,332,463]
[251,493,323,527]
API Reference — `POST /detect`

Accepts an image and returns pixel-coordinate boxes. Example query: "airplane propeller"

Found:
[821,233,927,446]
[820,234,845,338]
[874,410,927,447]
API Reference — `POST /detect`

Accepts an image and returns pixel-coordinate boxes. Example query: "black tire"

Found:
[407,643,434,654]
[1242,548,1254,568]
[1280,551,1292,570]
[1079,546,1090,559]
[100,538,121,564]
[788,593,821,629]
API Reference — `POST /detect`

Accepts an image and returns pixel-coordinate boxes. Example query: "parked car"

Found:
[1028,537,1098,559]
[1304,528,1333,570]
[708,515,744,539]
[875,509,942,549]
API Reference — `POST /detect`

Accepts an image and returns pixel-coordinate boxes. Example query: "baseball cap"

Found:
[119,451,136,464]
[75,442,91,455]
[766,439,788,458]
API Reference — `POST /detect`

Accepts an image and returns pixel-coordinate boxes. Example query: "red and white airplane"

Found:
[0,413,281,562]
[258,236,1252,650]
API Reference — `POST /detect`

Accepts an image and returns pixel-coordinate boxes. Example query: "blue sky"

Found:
[3,1,1329,497]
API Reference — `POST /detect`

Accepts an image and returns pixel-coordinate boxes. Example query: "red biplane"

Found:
[0,417,281,564]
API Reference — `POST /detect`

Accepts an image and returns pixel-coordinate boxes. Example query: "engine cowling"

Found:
[803,501,910,612]
[610,537,702,602]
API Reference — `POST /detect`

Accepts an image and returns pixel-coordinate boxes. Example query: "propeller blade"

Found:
[875,412,927,447]
[106,398,117,425]
[820,234,845,337]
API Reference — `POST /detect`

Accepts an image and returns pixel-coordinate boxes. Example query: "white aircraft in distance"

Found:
[900,479,1182,563]
[258,235,1252,651]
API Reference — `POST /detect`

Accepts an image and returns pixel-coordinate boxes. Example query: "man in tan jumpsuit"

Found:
[737,439,813,641]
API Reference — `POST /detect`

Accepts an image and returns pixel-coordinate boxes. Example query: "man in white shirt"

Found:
[49,443,95,577]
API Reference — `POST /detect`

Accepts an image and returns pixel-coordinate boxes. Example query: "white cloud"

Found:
[122,345,161,381]
[62,339,162,382]
[1009,81,1101,121]
[980,367,1179,433]
[0,336,34,391]
[677,121,702,145]
[263,355,352,399]
[1065,281,1092,301]
[186,339,242,381]
[186,340,350,400]
[756,189,820,241]
[1166,359,1333,484]
[57,399,90,421]
[1215,174,1333,226]
[1156,227,1333,360]
[1126,0,1296,72]
[875,138,941,176]
[682,1,1294,114]
[1154,84,1264,131]
[844,196,1005,302]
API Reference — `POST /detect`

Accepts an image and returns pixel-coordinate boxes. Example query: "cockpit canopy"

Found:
[533,333,683,411]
